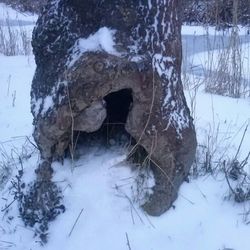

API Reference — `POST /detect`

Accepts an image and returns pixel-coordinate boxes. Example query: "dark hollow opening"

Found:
[104,88,133,125]
[67,88,153,169]
[73,88,134,153]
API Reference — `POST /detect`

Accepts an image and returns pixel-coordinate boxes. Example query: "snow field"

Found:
[0,5,249,250]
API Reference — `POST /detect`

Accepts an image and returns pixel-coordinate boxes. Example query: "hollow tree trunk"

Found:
[31,0,197,216]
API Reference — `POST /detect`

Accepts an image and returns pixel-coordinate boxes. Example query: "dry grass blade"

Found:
[125,232,132,250]
[68,208,84,237]
[0,15,32,56]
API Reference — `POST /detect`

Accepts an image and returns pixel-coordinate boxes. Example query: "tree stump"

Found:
[31,0,197,216]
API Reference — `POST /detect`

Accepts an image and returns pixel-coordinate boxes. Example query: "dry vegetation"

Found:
[0,22,32,56]
[181,0,250,26]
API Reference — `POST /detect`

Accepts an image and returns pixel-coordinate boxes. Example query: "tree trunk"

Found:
[31,0,197,216]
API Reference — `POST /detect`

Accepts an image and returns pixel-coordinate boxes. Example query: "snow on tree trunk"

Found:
[31,0,197,216]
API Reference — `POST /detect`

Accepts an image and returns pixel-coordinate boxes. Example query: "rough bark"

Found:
[31,0,197,216]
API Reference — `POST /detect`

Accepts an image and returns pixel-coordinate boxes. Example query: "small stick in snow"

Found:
[68,208,84,237]
[0,240,16,245]
[114,185,144,224]
[234,124,248,161]
[223,162,237,197]
[143,211,156,229]
[125,232,132,250]
[130,206,135,225]
[1,198,17,212]
[26,135,38,149]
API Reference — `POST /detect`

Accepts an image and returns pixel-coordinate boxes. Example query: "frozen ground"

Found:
[0,5,250,250]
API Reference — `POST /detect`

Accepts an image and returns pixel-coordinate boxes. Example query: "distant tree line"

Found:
[181,0,250,26]
[0,0,46,13]
[0,0,249,26]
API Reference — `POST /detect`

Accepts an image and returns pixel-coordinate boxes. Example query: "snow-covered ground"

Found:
[0,5,250,250]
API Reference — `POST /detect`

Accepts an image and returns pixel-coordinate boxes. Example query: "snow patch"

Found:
[148,0,152,10]
[152,54,190,136]
[41,95,54,115]
[153,53,174,79]
[79,27,117,54]
[68,27,120,68]
[32,97,42,116]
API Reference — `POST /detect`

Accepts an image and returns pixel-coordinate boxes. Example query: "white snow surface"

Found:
[68,27,120,68]
[78,27,118,55]
[0,4,250,250]
[0,55,35,142]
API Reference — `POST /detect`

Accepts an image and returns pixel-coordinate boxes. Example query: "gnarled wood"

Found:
[31,0,197,216]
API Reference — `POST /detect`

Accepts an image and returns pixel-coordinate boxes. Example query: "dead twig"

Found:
[1,198,17,212]
[115,185,144,224]
[233,124,248,161]
[149,157,195,205]
[223,163,237,197]
[25,136,38,149]
[125,232,132,250]
[68,208,84,237]
[0,240,16,246]
[66,84,75,172]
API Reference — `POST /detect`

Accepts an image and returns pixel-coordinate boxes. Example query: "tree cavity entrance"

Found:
[101,88,133,145]
[74,88,133,149]
[103,88,133,132]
